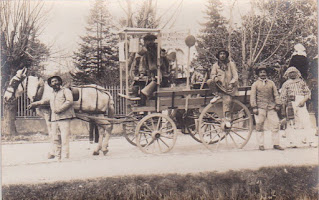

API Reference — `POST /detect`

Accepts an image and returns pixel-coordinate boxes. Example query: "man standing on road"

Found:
[250,66,284,151]
[28,76,75,160]
[207,49,238,124]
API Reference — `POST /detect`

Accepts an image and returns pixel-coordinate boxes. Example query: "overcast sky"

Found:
[38,0,251,74]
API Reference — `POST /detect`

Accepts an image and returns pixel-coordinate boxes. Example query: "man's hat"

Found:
[255,66,268,75]
[216,50,229,59]
[143,34,157,41]
[47,75,62,87]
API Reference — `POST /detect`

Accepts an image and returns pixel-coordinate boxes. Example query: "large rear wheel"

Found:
[198,99,253,152]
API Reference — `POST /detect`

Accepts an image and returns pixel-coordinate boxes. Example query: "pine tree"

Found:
[72,0,119,87]
[194,0,229,71]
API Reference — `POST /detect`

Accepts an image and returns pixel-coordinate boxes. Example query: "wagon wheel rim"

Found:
[198,99,253,152]
[135,113,177,154]
[184,109,202,143]
[123,112,144,146]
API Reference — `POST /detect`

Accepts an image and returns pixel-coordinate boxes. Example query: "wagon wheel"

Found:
[123,112,145,146]
[183,109,202,143]
[198,99,253,152]
[135,113,178,154]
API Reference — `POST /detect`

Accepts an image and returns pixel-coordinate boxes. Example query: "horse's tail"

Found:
[104,91,115,118]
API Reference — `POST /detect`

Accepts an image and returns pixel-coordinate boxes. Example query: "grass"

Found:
[2,165,318,200]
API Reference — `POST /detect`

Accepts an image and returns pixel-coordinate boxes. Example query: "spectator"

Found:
[280,67,316,147]
[250,66,284,151]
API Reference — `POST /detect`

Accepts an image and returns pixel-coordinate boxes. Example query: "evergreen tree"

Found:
[194,0,229,71]
[72,0,119,87]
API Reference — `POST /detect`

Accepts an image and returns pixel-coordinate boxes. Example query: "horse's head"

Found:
[4,68,27,102]
[4,68,45,103]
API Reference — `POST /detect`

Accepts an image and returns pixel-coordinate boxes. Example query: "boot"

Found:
[259,145,265,151]
[273,145,284,150]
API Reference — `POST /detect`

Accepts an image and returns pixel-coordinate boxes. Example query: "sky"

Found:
[38,0,251,75]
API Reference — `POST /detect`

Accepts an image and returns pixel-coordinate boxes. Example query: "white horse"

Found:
[4,68,114,156]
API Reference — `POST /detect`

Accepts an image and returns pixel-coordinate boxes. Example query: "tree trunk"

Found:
[241,67,249,86]
[2,100,18,135]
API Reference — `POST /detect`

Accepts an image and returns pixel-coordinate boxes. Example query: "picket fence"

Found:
[15,85,127,118]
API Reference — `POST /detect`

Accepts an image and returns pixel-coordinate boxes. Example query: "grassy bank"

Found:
[3,165,318,200]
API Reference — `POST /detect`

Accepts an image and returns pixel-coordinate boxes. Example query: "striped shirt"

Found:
[280,78,311,104]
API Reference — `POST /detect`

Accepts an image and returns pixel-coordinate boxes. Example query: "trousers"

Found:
[207,79,232,115]
[255,109,280,146]
[51,119,71,159]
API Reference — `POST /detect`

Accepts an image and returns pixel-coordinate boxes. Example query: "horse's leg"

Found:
[101,124,112,155]
[44,114,56,158]
[93,123,103,155]
[94,124,99,143]
[89,121,94,143]
[92,124,112,156]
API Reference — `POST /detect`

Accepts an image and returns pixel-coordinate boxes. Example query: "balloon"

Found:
[185,35,196,47]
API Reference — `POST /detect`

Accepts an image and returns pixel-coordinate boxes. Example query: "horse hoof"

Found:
[102,150,109,156]
[93,151,99,156]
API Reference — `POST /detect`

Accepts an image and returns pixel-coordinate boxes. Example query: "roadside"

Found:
[2,131,318,185]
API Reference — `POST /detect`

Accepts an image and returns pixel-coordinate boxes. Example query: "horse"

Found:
[4,68,115,156]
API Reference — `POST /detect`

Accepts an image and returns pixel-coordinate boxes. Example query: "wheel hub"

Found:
[221,120,232,131]
[152,131,161,139]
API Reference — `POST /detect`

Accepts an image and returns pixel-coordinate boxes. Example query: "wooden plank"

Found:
[155,89,211,97]
[155,86,251,97]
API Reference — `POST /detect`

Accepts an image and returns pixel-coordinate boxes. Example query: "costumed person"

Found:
[206,49,238,124]
[28,76,75,160]
[138,34,159,79]
[280,67,316,147]
[250,66,284,151]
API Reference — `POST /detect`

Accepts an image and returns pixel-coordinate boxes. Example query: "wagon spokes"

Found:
[198,99,253,152]
[135,113,177,154]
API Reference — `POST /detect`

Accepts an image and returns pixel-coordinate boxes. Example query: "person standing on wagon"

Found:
[207,49,238,124]
[250,66,284,151]
[28,76,75,160]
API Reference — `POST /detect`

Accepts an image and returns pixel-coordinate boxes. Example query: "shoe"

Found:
[47,154,55,159]
[259,145,265,151]
[273,145,284,150]
[93,151,99,156]
[102,149,109,156]
[309,142,318,148]
[210,96,221,104]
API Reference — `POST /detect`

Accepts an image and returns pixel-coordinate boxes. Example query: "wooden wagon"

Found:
[117,28,253,154]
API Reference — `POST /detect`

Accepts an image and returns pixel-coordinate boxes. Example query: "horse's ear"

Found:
[22,67,27,76]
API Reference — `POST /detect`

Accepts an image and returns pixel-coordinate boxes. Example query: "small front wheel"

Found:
[135,113,178,154]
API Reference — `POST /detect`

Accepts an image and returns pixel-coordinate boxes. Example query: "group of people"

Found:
[27,42,316,161]
[208,49,317,151]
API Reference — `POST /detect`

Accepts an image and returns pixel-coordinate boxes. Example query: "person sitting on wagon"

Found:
[138,34,159,79]
[280,67,315,147]
[134,34,171,97]
[206,49,238,124]
[250,66,284,151]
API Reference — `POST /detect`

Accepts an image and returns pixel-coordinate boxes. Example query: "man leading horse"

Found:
[28,76,75,160]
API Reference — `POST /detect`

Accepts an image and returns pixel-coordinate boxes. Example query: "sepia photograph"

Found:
[1,0,318,199]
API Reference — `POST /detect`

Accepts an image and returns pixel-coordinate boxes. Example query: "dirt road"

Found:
[2,131,318,185]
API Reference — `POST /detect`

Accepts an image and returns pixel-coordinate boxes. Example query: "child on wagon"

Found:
[280,67,316,147]
[250,66,284,151]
